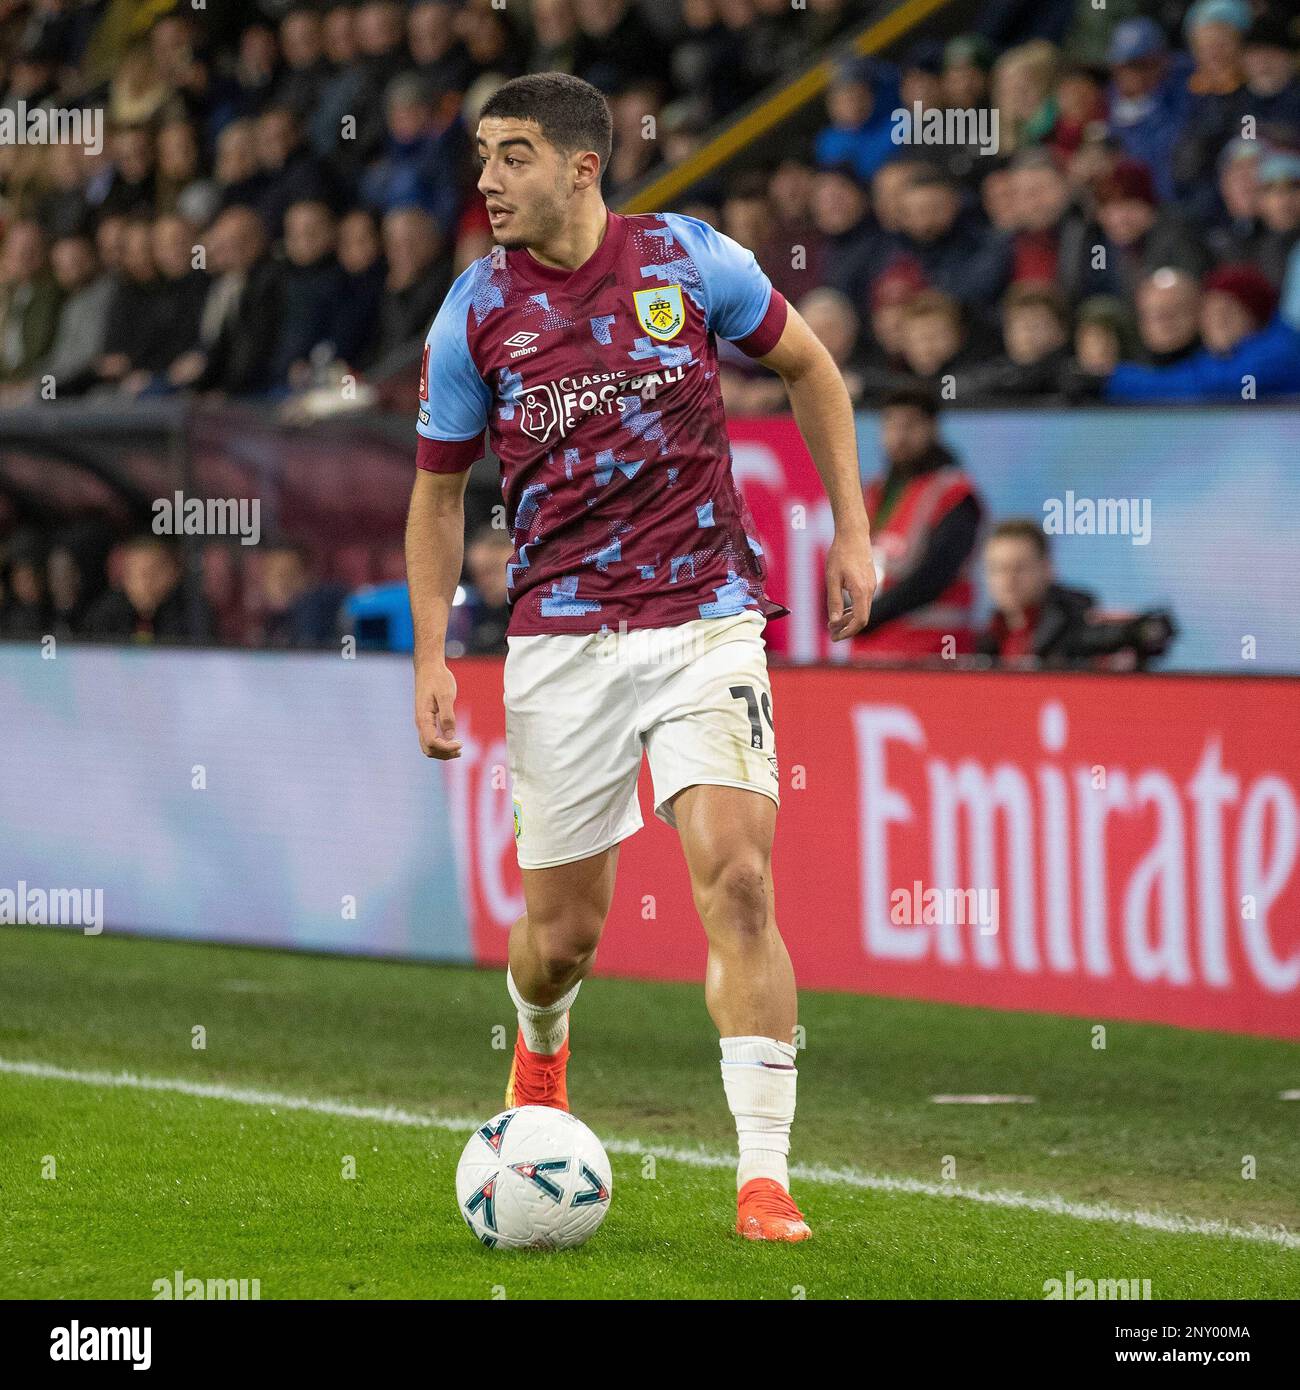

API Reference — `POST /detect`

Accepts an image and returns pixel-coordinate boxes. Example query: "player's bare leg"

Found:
[504,844,619,1111]
[671,783,810,1241]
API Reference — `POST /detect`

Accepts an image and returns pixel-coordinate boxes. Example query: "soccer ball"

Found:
[456,1106,612,1250]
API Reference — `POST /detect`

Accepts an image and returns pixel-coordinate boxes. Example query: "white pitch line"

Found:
[930,1094,1037,1105]
[3,1057,1297,1252]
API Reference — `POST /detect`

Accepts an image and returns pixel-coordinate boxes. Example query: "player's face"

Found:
[476,117,570,250]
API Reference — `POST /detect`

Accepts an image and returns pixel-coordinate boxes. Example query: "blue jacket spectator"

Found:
[1107,264,1300,401]
[358,75,464,236]
[814,57,903,184]
[1105,19,1193,203]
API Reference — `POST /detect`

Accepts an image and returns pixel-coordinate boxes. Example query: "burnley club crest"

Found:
[633,285,685,341]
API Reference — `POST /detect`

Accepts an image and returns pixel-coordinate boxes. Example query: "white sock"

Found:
[507,968,579,1056]
[720,1035,798,1190]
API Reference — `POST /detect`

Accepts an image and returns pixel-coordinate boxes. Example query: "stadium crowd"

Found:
[0,0,1296,409]
[1,0,1294,655]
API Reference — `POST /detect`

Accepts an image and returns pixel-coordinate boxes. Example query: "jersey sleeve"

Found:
[660,212,788,358]
[416,268,492,473]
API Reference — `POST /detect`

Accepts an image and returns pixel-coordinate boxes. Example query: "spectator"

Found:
[120,216,210,394]
[900,40,945,118]
[0,221,62,387]
[765,159,821,295]
[156,118,220,227]
[83,536,215,643]
[1081,159,1206,302]
[572,0,660,97]
[859,260,926,400]
[966,283,1072,401]
[1072,294,1136,377]
[214,118,272,214]
[275,6,331,119]
[459,1,528,84]
[991,39,1060,154]
[37,141,95,241]
[107,42,170,130]
[805,165,879,314]
[1241,14,1300,139]
[1106,262,1300,401]
[447,524,515,656]
[941,35,996,113]
[409,1,476,97]
[254,105,339,240]
[1104,18,1192,202]
[721,173,771,259]
[1199,137,1262,262]
[605,80,666,195]
[978,519,1176,668]
[99,125,156,219]
[359,74,464,233]
[220,22,281,126]
[310,5,367,162]
[36,234,115,398]
[272,201,348,387]
[979,159,1018,232]
[47,523,113,639]
[814,57,902,184]
[797,287,866,405]
[1173,0,1251,194]
[895,289,977,394]
[871,157,925,237]
[1048,62,1107,164]
[882,167,1012,316]
[1252,152,1300,287]
[0,529,51,639]
[95,218,161,388]
[1005,149,1089,296]
[852,387,983,659]
[173,206,284,396]
[330,209,386,369]
[1134,267,1203,365]
[347,0,421,173]
[365,206,452,372]
[253,543,346,647]
[671,0,738,122]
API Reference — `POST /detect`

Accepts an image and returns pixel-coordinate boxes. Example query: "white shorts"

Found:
[504,611,780,869]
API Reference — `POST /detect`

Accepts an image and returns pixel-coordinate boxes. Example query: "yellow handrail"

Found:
[618,0,958,214]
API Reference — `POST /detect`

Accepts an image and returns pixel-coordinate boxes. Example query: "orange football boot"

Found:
[504,1030,570,1111]
[736,1177,812,1241]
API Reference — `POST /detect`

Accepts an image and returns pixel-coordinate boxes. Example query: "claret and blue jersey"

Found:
[416,209,791,635]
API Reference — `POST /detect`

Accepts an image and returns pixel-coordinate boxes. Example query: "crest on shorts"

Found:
[633,285,685,341]
[512,798,523,841]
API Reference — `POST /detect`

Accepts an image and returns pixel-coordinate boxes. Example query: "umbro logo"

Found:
[504,332,538,348]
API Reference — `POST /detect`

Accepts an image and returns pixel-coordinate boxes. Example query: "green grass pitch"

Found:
[1,926,1297,1300]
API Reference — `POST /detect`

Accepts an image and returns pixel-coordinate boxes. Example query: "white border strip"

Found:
[3,1057,1296,1251]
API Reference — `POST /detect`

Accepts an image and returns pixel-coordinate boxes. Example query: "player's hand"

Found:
[415,660,463,759]
[826,530,876,641]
